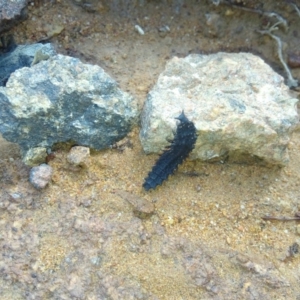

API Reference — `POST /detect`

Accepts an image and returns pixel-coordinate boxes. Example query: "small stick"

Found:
[219,0,288,31]
[262,215,300,221]
[257,22,298,88]
[291,3,300,18]
[215,0,298,88]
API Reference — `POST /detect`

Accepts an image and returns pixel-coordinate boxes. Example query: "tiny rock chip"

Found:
[287,53,300,68]
[23,147,47,167]
[67,146,90,167]
[29,163,53,189]
[115,190,155,218]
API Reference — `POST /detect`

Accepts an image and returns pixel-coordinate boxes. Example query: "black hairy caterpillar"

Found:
[143,111,197,191]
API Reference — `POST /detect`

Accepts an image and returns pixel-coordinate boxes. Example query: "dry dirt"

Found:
[1,0,300,299]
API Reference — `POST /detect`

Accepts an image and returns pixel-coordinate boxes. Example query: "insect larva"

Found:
[143,111,197,191]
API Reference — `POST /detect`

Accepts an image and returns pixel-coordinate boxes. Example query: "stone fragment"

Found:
[29,163,53,189]
[0,43,56,86]
[140,53,299,166]
[67,146,90,167]
[115,190,155,218]
[23,147,47,167]
[287,53,300,68]
[233,253,290,288]
[0,54,138,165]
[0,0,28,34]
[161,237,220,293]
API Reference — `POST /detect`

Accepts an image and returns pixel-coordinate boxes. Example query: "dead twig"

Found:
[217,0,288,31]
[291,3,300,18]
[257,22,298,88]
[215,0,298,88]
[262,213,300,221]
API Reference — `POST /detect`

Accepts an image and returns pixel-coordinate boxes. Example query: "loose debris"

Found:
[216,0,298,88]
[291,3,300,18]
[262,212,300,221]
[289,242,299,257]
[134,24,145,35]
[110,137,133,152]
[217,0,288,30]
[233,253,290,289]
[288,53,300,68]
[29,163,53,189]
[114,189,155,219]
[67,146,90,167]
[257,23,298,88]
[281,242,299,262]
[161,237,221,294]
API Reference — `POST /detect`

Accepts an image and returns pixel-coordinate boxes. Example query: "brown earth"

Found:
[0,1,300,299]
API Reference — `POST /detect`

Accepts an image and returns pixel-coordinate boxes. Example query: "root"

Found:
[215,0,288,31]
[258,22,298,88]
[213,0,298,88]
[291,3,300,18]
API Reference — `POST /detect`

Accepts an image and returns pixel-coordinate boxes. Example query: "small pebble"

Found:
[67,146,90,167]
[135,24,145,35]
[288,53,300,68]
[158,25,170,37]
[29,164,53,189]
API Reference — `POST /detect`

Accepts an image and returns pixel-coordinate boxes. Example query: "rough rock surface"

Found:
[140,53,299,166]
[0,0,28,33]
[0,54,138,165]
[0,43,56,86]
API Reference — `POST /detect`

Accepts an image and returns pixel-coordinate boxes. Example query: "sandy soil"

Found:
[1,0,300,299]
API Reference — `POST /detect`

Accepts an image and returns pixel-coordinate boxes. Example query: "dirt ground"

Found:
[1,0,300,299]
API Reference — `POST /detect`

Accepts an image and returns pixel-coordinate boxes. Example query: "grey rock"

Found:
[140,53,299,166]
[67,146,90,167]
[29,163,53,189]
[0,43,56,86]
[0,0,28,34]
[0,54,138,165]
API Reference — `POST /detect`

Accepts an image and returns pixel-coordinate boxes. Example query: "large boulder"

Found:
[140,53,299,166]
[0,54,138,165]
